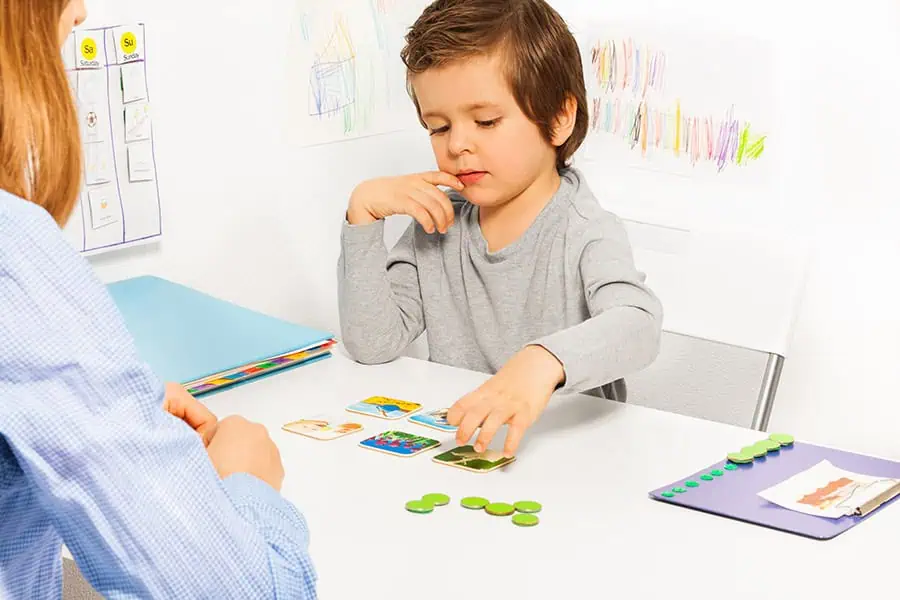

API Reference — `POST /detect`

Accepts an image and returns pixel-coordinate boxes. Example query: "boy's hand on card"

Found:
[446,345,565,458]
[162,382,218,446]
[347,171,464,234]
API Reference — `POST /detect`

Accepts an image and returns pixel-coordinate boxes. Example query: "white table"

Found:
[201,350,898,599]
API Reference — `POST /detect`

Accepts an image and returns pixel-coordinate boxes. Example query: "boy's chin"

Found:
[460,188,511,208]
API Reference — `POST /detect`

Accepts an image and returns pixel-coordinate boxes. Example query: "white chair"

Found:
[622,221,810,430]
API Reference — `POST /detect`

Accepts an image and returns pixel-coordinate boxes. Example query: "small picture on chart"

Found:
[84,141,114,185]
[87,186,119,230]
[79,103,107,144]
[127,141,156,182]
[124,103,152,142]
[346,396,422,420]
[120,62,147,103]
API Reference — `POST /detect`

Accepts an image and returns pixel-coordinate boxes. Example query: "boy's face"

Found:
[412,52,559,208]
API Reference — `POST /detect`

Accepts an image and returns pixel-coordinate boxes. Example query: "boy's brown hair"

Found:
[400,0,588,171]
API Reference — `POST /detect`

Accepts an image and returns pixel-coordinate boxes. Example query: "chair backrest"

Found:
[623,220,810,428]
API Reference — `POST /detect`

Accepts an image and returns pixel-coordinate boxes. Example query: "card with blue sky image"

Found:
[409,408,457,432]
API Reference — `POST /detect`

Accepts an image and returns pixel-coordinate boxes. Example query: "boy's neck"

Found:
[478,166,562,253]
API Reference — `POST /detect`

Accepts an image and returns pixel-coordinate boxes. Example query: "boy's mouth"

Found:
[457,170,487,186]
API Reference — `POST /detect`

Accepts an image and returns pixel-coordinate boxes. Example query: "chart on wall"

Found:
[572,21,778,229]
[291,0,431,147]
[61,23,162,255]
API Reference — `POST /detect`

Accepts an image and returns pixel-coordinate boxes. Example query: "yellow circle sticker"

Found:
[120,32,137,55]
[80,38,98,61]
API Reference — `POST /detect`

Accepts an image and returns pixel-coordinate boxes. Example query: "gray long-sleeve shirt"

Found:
[337,168,663,400]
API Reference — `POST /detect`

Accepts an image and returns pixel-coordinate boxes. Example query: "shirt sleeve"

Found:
[0,205,317,599]
[337,218,426,364]
[532,218,663,394]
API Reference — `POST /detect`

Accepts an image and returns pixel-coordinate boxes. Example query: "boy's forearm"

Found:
[533,305,661,394]
[337,220,424,364]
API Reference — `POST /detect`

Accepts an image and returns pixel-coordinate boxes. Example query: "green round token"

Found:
[724,464,738,471]
[727,452,753,464]
[673,487,687,494]
[485,502,516,516]
[769,433,794,446]
[514,500,542,514]
[460,496,490,510]
[512,513,539,527]
[701,474,714,481]
[661,491,675,498]
[711,470,724,477]
[742,445,766,459]
[422,493,450,507]
[757,440,781,453]
[685,480,699,488]
[405,500,434,514]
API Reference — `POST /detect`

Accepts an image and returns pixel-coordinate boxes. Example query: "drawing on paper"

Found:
[758,460,900,519]
[581,34,769,173]
[294,0,427,145]
[308,15,357,118]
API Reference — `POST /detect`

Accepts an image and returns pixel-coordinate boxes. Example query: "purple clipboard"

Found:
[649,442,900,540]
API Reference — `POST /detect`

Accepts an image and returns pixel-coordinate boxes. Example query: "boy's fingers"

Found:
[420,171,464,191]
[474,409,512,453]
[419,185,455,229]
[404,198,438,234]
[456,403,489,447]
[410,189,450,233]
[503,423,526,458]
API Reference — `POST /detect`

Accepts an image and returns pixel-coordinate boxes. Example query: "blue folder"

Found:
[106,275,335,393]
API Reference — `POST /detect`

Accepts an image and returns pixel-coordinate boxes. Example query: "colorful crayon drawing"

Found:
[296,0,426,145]
[582,34,768,173]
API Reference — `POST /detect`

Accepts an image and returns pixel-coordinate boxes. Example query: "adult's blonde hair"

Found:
[0,0,82,225]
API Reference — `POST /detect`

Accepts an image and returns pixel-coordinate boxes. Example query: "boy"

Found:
[337,0,662,457]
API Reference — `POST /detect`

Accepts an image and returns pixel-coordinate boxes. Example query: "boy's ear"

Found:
[550,95,578,147]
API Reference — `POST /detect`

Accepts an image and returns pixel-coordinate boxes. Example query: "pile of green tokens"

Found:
[726,433,794,464]
[404,493,451,514]
[405,494,542,527]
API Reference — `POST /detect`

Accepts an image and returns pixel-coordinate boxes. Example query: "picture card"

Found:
[409,408,457,432]
[113,24,144,64]
[127,141,156,182]
[359,430,440,457]
[84,141,114,185]
[76,69,107,105]
[346,396,422,420]
[124,102,152,143]
[120,62,148,103]
[757,459,900,519]
[87,186,119,230]
[282,417,363,441]
[432,445,516,473]
[79,103,108,144]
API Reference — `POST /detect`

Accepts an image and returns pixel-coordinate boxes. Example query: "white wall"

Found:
[81,0,900,458]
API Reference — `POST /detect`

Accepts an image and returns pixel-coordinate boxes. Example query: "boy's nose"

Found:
[448,130,473,156]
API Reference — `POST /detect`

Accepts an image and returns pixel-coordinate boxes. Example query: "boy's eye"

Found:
[476,118,500,128]
[428,125,449,136]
